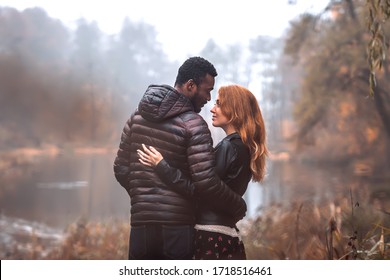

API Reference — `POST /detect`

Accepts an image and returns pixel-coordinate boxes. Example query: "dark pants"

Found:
[129,224,194,260]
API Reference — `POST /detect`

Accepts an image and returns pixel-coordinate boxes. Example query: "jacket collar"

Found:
[225,132,240,141]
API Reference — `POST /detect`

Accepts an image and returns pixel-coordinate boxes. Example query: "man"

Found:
[114,56,246,260]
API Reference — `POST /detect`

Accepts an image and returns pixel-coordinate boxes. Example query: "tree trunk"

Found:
[374,86,390,139]
[345,0,357,22]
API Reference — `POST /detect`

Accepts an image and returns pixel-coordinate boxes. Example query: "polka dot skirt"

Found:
[193,229,246,260]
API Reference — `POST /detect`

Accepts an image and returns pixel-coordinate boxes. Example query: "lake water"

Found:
[1,153,130,229]
[0,151,382,247]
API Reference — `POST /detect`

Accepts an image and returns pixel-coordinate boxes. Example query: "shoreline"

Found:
[0,145,117,178]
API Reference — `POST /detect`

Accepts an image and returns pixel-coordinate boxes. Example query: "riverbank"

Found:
[0,145,116,175]
[1,146,389,260]
[1,198,389,260]
[0,145,117,199]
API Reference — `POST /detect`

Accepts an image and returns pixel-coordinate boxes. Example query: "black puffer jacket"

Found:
[155,133,251,227]
[114,84,246,226]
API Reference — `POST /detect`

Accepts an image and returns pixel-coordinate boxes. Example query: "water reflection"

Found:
[0,152,382,231]
[37,181,88,190]
[247,160,377,218]
[0,153,130,230]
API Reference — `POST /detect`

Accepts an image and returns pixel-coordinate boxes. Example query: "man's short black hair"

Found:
[174,56,218,86]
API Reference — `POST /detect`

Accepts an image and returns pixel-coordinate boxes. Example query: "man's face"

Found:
[190,74,215,113]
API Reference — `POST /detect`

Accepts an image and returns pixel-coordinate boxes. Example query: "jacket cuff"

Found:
[155,159,169,176]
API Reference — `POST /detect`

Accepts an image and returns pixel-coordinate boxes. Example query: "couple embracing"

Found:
[114,56,268,260]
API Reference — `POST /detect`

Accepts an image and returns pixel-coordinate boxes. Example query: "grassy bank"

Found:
[242,198,389,260]
[2,196,389,260]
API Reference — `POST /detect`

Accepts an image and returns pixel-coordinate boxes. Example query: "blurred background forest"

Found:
[0,0,389,260]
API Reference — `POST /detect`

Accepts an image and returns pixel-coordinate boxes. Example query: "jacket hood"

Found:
[138,84,194,122]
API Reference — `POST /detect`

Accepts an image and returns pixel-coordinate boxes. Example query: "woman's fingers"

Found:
[143,144,161,157]
[138,158,151,167]
[138,144,162,166]
[137,150,148,161]
[139,147,154,160]
[137,148,157,167]
[141,144,149,155]
[142,144,154,155]
[137,150,152,166]
[149,146,162,157]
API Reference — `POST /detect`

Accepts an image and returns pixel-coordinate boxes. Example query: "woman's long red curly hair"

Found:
[218,84,268,182]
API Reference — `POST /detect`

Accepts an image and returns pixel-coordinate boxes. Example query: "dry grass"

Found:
[2,198,389,260]
[2,218,130,260]
[45,219,130,260]
[240,197,390,260]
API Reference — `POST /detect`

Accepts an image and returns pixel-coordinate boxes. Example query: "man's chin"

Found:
[196,104,207,113]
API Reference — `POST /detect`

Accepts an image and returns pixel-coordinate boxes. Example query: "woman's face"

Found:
[210,95,230,129]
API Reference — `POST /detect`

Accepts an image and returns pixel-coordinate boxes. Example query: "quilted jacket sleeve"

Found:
[154,140,237,199]
[113,114,134,193]
[155,159,195,198]
[155,155,245,222]
[183,116,246,220]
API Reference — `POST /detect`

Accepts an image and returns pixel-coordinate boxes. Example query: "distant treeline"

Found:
[1,2,389,174]
[0,6,284,149]
[281,0,390,171]
[0,6,177,147]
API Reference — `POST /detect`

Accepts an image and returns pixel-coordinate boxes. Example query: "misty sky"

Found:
[2,0,329,61]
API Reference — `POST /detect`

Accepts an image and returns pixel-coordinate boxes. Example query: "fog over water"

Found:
[0,152,364,230]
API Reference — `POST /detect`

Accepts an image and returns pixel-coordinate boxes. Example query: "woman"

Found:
[138,84,268,259]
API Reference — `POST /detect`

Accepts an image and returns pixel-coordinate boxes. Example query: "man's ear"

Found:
[186,79,196,91]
